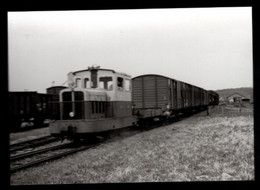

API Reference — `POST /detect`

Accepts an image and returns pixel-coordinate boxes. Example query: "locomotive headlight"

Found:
[69,111,75,117]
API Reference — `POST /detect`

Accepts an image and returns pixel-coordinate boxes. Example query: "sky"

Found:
[8,7,253,93]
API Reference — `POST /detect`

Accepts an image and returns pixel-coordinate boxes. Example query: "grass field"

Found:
[10,105,254,184]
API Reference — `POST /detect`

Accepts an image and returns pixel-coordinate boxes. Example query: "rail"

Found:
[10,143,100,173]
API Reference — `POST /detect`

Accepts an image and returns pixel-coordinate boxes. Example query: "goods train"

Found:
[49,66,219,140]
[8,86,66,131]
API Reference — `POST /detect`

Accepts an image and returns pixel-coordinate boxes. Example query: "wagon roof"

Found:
[9,91,38,94]
[132,74,207,91]
[46,86,67,90]
[132,74,171,80]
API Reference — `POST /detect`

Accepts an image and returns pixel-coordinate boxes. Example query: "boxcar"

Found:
[132,75,171,119]
[8,92,52,131]
[132,74,208,121]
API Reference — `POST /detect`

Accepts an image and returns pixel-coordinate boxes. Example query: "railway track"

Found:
[10,142,72,162]
[10,109,207,174]
[10,135,59,153]
[10,141,100,173]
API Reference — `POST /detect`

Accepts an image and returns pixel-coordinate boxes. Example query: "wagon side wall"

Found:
[8,92,38,119]
[132,75,170,111]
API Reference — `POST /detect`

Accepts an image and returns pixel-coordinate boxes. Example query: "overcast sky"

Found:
[8,8,252,93]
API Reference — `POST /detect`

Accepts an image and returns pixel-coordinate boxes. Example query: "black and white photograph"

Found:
[8,7,254,185]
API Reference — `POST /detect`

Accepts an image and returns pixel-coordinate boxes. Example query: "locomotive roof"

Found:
[72,68,131,77]
[72,68,116,74]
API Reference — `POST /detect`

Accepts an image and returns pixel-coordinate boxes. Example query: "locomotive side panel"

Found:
[112,101,133,117]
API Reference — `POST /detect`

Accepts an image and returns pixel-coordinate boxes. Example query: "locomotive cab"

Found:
[49,66,136,139]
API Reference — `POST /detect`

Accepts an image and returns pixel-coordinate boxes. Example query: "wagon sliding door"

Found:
[143,76,157,108]
[170,80,177,110]
[132,75,169,110]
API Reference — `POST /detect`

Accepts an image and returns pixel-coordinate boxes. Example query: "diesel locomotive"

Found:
[49,66,219,140]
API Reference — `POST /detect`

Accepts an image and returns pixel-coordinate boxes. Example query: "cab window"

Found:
[75,78,81,88]
[84,78,90,88]
[99,76,113,90]
[117,77,124,90]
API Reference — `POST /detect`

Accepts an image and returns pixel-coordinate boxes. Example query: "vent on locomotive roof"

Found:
[87,65,99,88]
[88,65,100,70]
[90,69,98,88]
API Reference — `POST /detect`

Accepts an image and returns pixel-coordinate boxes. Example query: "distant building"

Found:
[241,98,250,103]
[219,97,225,104]
[226,93,248,103]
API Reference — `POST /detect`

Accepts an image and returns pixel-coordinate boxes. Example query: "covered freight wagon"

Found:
[8,92,52,131]
[132,74,208,119]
